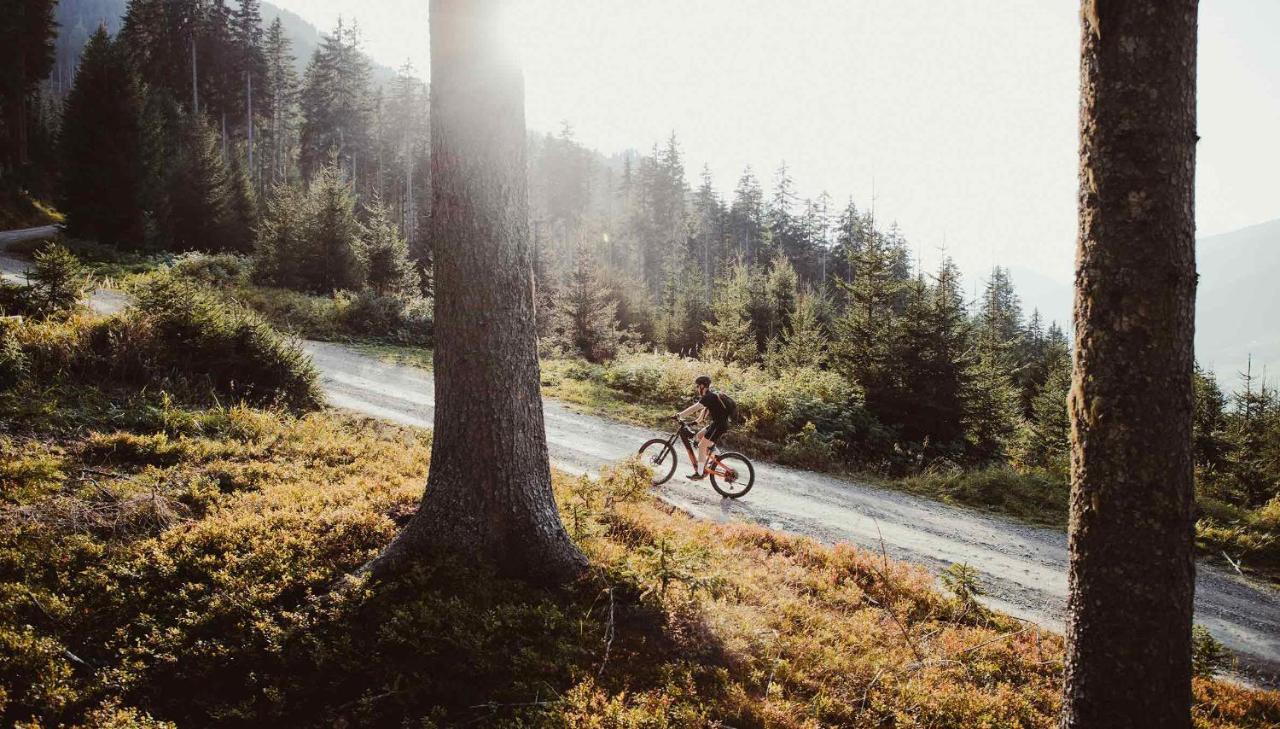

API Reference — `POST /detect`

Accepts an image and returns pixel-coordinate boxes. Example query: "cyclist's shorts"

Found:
[703,419,729,444]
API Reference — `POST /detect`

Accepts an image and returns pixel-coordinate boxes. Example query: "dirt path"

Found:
[3,227,1278,686]
[304,339,1280,687]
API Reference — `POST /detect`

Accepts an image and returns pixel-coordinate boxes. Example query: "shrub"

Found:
[128,276,322,410]
[0,323,28,390]
[0,243,89,320]
[1192,625,1233,678]
[168,252,252,289]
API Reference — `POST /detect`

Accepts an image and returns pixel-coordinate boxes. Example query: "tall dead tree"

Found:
[1064,2,1199,727]
[367,0,587,583]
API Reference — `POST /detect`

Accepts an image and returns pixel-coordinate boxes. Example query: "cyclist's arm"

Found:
[677,402,705,420]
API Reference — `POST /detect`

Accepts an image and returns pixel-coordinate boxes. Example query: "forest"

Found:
[1,0,1278,726]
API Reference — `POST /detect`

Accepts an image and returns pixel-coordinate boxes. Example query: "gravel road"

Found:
[4,225,1278,686]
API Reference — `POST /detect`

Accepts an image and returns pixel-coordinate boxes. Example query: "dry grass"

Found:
[2,396,1276,727]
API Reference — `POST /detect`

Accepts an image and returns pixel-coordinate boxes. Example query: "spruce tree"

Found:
[1014,345,1071,473]
[262,18,299,186]
[703,260,757,365]
[253,181,310,290]
[305,157,366,292]
[765,288,829,373]
[764,253,799,342]
[299,19,374,184]
[363,197,420,297]
[59,28,146,247]
[160,113,235,251]
[729,166,764,266]
[0,0,57,178]
[549,243,625,362]
[1191,364,1228,477]
[888,259,972,453]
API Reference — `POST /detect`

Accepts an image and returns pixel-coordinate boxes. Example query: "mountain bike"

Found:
[638,417,755,498]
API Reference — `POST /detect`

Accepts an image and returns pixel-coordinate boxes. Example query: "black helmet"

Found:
[695,375,712,388]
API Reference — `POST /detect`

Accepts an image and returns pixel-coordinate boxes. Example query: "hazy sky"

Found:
[273,0,1280,315]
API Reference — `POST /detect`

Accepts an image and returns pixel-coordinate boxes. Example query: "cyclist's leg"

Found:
[693,425,712,474]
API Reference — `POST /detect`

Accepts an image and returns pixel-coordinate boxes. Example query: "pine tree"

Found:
[0,0,57,178]
[549,243,625,362]
[729,166,764,266]
[764,252,799,342]
[159,113,235,251]
[253,181,309,289]
[1191,364,1228,477]
[703,260,757,365]
[262,18,299,185]
[363,197,420,297]
[58,28,147,247]
[305,156,365,292]
[889,258,972,453]
[765,287,829,373]
[298,18,374,183]
[1014,344,1071,473]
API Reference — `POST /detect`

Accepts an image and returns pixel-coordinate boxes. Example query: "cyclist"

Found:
[675,374,732,480]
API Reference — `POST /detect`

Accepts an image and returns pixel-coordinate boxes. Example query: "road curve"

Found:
[3,227,1277,686]
[303,340,1280,686]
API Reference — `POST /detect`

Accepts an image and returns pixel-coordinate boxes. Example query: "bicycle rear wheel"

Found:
[638,439,677,485]
[709,452,754,498]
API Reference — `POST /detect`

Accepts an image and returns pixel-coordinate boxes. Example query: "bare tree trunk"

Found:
[1063,2,1198,727]
[367,0,587,583]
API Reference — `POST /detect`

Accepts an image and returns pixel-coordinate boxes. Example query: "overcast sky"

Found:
[273,0,1280,310]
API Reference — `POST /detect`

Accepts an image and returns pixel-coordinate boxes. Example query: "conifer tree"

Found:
[888,259,972,452]
[765,287,829,373]
[764,252,799,342]
[160,113,235,251]
[1191,364,1228,477]
[299,18,374,183]
[305,156,366,292]
[549,243,625,362]
[363,197,420,297]
[253,181,309,290]
[224,148,259,251]
[262,18,299,185]
[1014,345,1071,473]
[703,260,757,364]
[59,28,146,247]
[0,0,57,178]
[729,167,764,265]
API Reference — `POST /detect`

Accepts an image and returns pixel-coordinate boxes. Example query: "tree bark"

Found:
[1064,2,1198,727]
[368,0,587,583]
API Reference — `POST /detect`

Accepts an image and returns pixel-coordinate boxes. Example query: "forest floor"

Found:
[3,357,1279,726]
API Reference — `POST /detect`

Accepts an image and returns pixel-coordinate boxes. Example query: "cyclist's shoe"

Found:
[686,472,705,480]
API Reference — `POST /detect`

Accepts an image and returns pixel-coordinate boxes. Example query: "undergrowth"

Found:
[2,390,1277,726]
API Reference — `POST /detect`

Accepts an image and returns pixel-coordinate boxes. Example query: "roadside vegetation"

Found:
[3,290,1277,726]
[0,188,62,230]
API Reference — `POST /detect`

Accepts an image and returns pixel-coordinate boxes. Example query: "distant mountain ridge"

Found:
[1008,217,1280,389]
[49,0,395,92]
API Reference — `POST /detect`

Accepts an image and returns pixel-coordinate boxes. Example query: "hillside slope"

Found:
[1197,218,1280,387]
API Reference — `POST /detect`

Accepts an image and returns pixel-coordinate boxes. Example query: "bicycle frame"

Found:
[667,420,736,479]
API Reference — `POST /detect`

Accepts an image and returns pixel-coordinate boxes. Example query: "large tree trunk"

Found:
[1063,2,1198,727]
[368,0,587,583]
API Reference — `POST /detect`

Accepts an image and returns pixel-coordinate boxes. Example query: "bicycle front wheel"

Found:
[709,452,755,498]
[638,439,677,485]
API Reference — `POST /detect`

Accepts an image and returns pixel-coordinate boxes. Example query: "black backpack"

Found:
[714,390,739,423]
